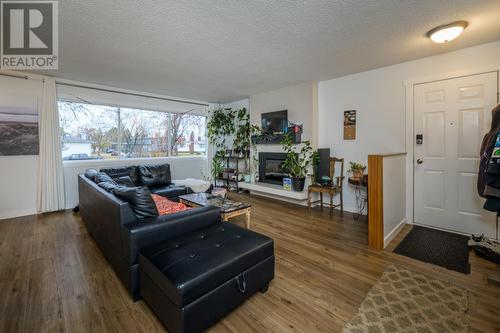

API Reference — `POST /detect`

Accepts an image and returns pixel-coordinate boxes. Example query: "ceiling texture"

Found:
[43,0,500,102]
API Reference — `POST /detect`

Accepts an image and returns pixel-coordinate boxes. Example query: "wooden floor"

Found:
[1,193,500,332]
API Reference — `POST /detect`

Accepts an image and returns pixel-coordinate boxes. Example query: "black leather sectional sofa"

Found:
[79,163,275,333]
[79,164,201,299]
[100,164,191,200]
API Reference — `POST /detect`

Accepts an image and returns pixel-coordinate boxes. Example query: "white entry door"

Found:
[414,71,498,237]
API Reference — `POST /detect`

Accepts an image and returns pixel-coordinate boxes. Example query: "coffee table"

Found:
[179,193,251,229]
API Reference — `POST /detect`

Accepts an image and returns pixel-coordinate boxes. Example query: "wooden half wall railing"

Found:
[368,153,407,249]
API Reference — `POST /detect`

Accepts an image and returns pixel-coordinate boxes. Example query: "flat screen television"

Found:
[261,110,288,134]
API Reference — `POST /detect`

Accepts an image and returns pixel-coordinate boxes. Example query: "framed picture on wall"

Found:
[344,110,356,140]
[0,93,39,156]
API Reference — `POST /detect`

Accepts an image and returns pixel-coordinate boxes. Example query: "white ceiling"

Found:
[43,0,500,102]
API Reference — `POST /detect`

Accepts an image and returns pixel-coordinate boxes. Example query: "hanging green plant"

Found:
[207,107,235,146]
[233,107,261,174]
[207,107,236,182]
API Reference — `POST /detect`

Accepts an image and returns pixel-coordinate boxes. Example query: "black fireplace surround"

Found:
[259,152,288,185]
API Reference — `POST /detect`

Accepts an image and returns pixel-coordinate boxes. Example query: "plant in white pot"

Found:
[281,134,314,192]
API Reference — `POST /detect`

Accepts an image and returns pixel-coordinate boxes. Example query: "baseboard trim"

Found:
[0,209,38,221]
[384,218,407,248]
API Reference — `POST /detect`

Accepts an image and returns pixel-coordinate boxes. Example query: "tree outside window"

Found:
[58,101,206,160]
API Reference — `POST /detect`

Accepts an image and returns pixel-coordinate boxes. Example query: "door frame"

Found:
[403,65,500,234]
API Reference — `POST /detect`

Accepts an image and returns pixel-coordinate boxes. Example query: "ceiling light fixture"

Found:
[427,21,468,43]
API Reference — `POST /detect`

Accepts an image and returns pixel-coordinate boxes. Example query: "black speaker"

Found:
[316,148,330,183]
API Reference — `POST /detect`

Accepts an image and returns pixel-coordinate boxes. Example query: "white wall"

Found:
[319,40,500,214]
[0,76,43,220]
[382,154,406,247]
[250,81,318,153]
[224,98,249,111]
[63,156,208,209]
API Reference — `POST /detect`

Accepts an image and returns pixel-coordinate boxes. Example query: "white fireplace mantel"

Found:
[238,181,310,205]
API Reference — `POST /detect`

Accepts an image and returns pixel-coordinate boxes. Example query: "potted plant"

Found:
[311,151,320,185]
[281,134,314,191]
[213,149,226,179]
[233,107,261,181]
[348,161,366,178]
[207,107,236,185]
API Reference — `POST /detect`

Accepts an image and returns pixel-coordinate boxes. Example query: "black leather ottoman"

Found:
[139,222,274,333]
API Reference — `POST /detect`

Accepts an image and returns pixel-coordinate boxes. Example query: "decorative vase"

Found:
[291,177,306,192]
[244,174,251,183]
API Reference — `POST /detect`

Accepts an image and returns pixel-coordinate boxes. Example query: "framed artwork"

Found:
[0,93,39,156]
[344,110,356,140]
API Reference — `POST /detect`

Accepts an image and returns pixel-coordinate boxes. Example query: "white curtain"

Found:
[37,78,65,212]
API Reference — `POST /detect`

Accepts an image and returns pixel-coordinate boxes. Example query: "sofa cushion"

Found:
[138,164,171,187]
[149,185,187,198]
[101,166,140,185]
[116,176,135,187]
[113,186,158,219]
[139,222,274,307]
[95,172,117,184]
[84,168,99,181]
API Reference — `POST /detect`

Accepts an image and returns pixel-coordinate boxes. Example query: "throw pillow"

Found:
[151,194,191,216]
[113,186,158,219]
[116,176,135,187]
[84,168,99,181]
[95,172,117,185]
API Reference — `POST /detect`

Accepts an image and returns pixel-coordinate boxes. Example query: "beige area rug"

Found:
[342,265,469,333]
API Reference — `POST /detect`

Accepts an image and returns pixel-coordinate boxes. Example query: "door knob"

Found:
[416,158,423,164]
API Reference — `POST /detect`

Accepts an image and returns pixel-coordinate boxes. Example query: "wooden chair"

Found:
[307,157,344,214]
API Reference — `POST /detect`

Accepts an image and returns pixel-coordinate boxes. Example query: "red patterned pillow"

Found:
[151,194,191,216]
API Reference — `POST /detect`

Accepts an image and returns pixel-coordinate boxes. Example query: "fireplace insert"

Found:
[259,152,288,185]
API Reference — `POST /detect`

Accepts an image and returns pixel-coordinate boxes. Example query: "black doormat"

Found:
[394,226,470,274]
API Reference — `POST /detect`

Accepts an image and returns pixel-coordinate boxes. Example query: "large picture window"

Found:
[58,101,206,160]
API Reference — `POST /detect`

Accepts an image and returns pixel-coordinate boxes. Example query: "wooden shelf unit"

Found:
[215,155,248,191]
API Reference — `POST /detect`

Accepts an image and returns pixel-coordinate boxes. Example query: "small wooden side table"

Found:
[348,175,368,220]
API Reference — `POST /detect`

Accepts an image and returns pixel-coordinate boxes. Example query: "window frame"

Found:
[58,99,207,162]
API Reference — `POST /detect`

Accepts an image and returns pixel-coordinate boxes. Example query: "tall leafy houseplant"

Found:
[281,134,314,191]
[233,108,261,176]
[233,108,251,157]
[207,107,235,184]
